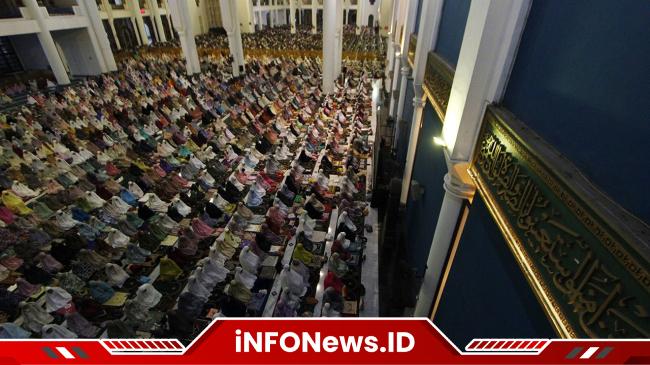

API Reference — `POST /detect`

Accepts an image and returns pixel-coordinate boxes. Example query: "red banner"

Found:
[1,319,648,364]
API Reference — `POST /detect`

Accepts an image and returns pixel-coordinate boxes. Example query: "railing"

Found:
[423,51,454,121]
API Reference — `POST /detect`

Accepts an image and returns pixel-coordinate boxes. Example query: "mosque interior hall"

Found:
[0,0,647,346]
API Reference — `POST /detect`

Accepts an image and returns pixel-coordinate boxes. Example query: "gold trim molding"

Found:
[469,168,576,338]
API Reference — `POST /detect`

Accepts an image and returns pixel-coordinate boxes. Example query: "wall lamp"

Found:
[433,136,446,147]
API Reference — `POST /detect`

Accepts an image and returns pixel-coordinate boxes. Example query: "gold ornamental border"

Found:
[422,52,455,123]
[468,167,576,338]
[484,107,650,290]
[423,83,446,124]
[469,106,650,338]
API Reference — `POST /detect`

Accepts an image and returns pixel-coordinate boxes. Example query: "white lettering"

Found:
[301,332,321,352]
[339,336,363,352]
[264,332,278,352]
[322,336,339,352]
[235,329,242,352]
[396,332,415,352]
[363,336,378,352]
[234,331,415,353]
[280,332,300,352]
[243,332,263,352]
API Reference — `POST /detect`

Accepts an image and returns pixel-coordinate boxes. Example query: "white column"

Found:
[322,0,340,94]
[395,65,410,120]
[413,172,474,317]
[334,0,343,77]
[441,0,532,162]
[248,0,256,33]
[394,0,418,121]
[164,0,175,40]
[75,4,108,74]
[220,0,245,76]
[289,0,296,33]
[233,1,245,72]
[79,0,117,72]
[388,0,408,119]
[400,0,444,204]
[388,54,400,117]
[400,86,425,200]
[101,0,121,50]
[150,14,161,42]
[130,18,142,46]
[413,0,532,318]
[384,0,400,92]
[355,0,363,34]
[109,20,121,49]
[149,0,168,42]
[168,0,201,74]
[23,0,70,85]
[272,2,277,28]
[131,0,149,46]
[311,5,317,33]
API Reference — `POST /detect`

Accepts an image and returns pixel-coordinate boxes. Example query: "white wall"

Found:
[45,15,88,31]
[378,0,392,35]
[0,19,39,37]
[52,28,102,76]
[204,0,222,28]
[238,0,254,33]
[187,0,208,35]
